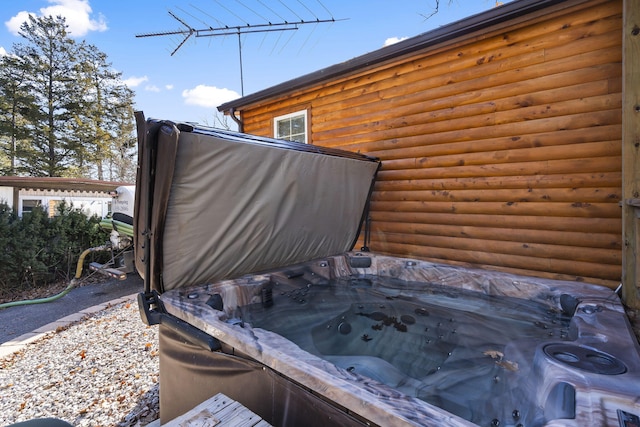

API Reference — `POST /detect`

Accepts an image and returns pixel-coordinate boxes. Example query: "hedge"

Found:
[0,201,110,294]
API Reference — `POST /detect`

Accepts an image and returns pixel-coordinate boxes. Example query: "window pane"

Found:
[290,133,306,144]
[277,121,289,137]
[22,199,42,214]
[291,116,305,134]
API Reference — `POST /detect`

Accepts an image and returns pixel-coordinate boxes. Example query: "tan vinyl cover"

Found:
[135,115,379,293]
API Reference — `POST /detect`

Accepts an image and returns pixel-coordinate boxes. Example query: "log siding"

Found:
[231,0,623,288]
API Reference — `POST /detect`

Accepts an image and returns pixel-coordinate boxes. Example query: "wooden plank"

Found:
[162,393,271,427]
[376,156,622,182]
[215,401,263,427]
[370,200,620,218]
[370,221,621,249]
[621,0,640,308]
[372,187,621,204]
[380,140,620,172]
[373,172,622,192]
[369,211,621,234]
[374,232,621,264]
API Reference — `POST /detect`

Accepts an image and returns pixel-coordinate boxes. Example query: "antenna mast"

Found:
[136,5,347,96]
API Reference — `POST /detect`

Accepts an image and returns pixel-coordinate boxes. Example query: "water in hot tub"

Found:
[240,275,573,427]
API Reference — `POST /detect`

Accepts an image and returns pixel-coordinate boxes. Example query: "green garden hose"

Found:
[0,245,109,309]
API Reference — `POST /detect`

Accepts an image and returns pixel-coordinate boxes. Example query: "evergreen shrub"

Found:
[0,201,110,295]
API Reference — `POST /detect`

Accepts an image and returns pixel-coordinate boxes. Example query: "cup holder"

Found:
[543,343,626,375]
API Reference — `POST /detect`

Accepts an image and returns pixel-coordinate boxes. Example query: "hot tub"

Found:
[133,115,640,426]
[158,252,640,427]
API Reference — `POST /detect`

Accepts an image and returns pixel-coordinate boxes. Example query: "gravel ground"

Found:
[0,300,160,427]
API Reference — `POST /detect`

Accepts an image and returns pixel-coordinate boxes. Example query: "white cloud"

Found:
[165,84,174,90]
[5,0,107,38]
[5,11,33,36]
[123,75,148,88]
[384,36,409,47]
[182,85,240,108]
[145,85,161,93]
[0,46,7,56]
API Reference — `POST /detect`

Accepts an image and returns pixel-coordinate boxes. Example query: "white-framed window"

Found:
[21,199,42,215]
[274,110,308,144]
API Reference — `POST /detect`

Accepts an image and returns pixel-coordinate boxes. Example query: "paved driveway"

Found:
[0,274,143,344]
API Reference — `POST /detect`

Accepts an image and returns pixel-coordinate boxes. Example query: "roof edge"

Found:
[218,0,570,113]
[0,176,132,192]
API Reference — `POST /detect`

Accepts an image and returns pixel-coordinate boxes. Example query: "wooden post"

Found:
[12,187,19,216]
[622,0,640,308]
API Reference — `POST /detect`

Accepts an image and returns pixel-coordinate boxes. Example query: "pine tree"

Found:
[0,14,136,180]
[104,85,137,182]
[0,54,35,175]
[13,15,79,177]
[72,42,136,180]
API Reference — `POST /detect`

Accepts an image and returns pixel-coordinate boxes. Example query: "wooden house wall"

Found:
[238,0,622,288]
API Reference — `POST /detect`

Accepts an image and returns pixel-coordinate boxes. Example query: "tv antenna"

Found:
[136,3,347,96]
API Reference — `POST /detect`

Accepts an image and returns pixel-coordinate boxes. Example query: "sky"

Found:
[0,0,511,126]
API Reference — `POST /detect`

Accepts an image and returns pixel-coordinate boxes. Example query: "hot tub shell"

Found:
[157,252,640,427]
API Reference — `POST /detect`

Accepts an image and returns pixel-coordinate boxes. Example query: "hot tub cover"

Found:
[134,112,380,293]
